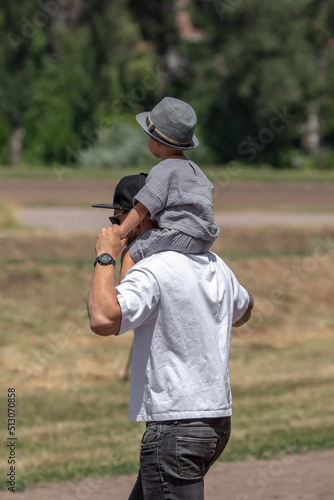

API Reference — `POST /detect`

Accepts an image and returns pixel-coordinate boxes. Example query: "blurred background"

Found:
[1,1,334,497]
[1,0,334,170]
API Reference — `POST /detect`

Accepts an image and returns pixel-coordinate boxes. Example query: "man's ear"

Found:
[138,218,153,234]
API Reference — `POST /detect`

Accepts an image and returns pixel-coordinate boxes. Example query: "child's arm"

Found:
[119,202,149,239]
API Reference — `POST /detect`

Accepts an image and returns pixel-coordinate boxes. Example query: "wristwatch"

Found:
[94,253,116,267]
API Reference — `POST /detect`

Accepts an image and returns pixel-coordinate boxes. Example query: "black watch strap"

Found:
[94,253,116,267]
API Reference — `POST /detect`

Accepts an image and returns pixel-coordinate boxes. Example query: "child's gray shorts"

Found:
[128,227,215,263]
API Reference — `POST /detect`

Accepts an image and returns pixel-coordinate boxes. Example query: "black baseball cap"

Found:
[91,173,148,211]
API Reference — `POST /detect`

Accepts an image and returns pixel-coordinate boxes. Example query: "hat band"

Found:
[146,115,192,147]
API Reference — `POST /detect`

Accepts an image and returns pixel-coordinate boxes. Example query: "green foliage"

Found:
[0,0,334,167]
[178,0,329,165]
[22,25,94,164]
[317,149,334,170]
[79,119,153,168]
[279,148,334,171]
[0,0,158,166]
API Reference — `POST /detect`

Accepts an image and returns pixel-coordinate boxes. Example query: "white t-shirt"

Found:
[116,251,249,422]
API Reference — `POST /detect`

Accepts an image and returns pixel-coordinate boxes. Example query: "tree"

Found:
[301,0,334,163]
[0,2,46,164]
[0,0,158,166]
[169,0,334,166]
[1,0,333,167]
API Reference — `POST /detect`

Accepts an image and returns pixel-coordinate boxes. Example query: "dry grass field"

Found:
[1,223,334,491]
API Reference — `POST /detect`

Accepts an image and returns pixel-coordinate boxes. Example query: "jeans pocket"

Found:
[176,436,218,480]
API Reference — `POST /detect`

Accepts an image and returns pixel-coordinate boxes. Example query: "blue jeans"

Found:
[128,417,231,500]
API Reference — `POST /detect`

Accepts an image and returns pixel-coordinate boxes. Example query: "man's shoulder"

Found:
[134,250,225,272]
[128,251,238,300]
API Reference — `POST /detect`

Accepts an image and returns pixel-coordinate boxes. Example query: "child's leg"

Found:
[119,248,136,282]
[120,229,215,282]
[127,228,214,265]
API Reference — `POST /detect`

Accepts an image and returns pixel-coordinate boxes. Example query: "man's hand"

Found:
[89,224,123,337]
[95,224,124,258]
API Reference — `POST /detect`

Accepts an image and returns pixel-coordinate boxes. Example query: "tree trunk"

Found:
[302,0,329,160]
[9,126,24,166]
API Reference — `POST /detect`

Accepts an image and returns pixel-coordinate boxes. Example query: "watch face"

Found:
[100,253,112,264]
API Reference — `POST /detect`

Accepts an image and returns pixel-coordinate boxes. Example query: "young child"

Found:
[119,97,219,279]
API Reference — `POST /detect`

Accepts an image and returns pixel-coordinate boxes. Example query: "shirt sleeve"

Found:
[133,163,170,218]
[230,271,250,324]
[116,266,160,334]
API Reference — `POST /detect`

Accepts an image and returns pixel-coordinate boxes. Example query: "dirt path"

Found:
[2,178,334,211]
[2,449,333,500]
[16,206,334,231]
[4,178,333,230]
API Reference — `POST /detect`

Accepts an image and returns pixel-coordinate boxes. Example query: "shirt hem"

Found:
[129,409,232,422]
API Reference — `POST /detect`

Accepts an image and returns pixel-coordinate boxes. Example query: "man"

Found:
[88,174,253,500]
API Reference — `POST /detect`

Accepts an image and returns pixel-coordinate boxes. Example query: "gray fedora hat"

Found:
[136,97,199,150]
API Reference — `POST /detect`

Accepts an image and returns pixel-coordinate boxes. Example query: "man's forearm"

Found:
[88,261,122,336]
[233,294,254,327]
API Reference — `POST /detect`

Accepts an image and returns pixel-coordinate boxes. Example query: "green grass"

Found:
[218,248,314,261]
[1,164,334,182]
[0,228,333,491]
[0,201,20,229]
[1,335,333,491]
[207,165,334,183]
[0,382,145,491]
[0,165,144,180]
[226,337,334,461]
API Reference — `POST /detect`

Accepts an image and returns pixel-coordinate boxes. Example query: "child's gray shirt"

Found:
[134,158,219,241]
